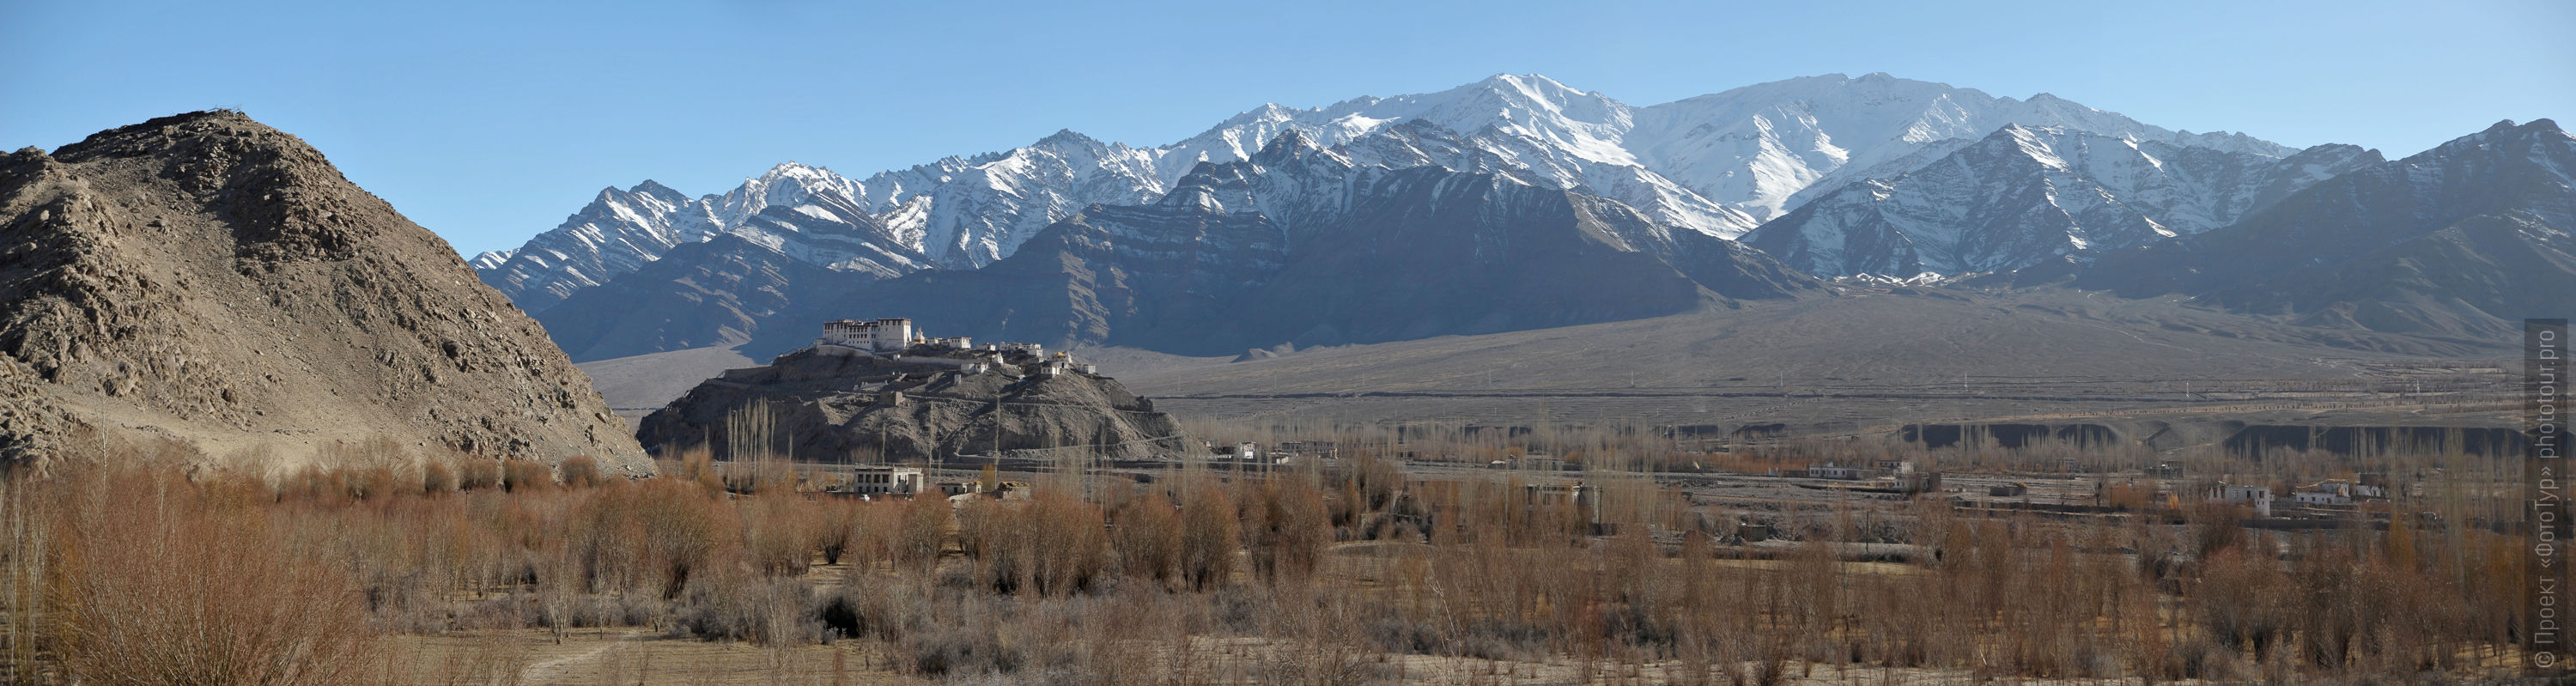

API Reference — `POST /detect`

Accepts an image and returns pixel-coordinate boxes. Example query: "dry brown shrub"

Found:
[1248,480,1331,586]
[674,446,724,495]
[353,464,402,501]
[1111,495,1182,586]
[418,458,457,495]
[457,458,503,491]
[1025,492,1109,595]
[558,454,605,489]
[1178,484,1238,591]
[743,492,818,577]
[500,458,554,492]
[629,478,732,597]
[54,470,377,684]
[957,499,1031,593]
[894,492,950,570]
[811,497,860,566]
[2196,546,2291,662]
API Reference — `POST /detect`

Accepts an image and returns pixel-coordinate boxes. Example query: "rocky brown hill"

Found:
[638,345,1198,464]
[0,111,649,473]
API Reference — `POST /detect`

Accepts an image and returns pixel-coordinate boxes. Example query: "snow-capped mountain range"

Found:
[1741,124,2379,276]
[779,126,1820,356]
[530,122,1820,360]
[2081,118,2576,337]
[475,72,2303,311]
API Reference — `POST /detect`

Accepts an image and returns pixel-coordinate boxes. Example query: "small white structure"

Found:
[1034,352,1093,378]
[2293,480,2385,506]
[847,465,925,495]
[821,318,915,352]
[1807,463,1862,480]
[1279,440,1339,458]
[2207,483,2275,517]
[921,337,974,350]
[893,355,993,374]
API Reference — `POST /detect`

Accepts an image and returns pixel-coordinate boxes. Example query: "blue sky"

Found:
[3,0,2569,257]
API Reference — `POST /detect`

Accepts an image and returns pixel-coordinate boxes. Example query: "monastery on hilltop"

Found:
[817,318,1091,375]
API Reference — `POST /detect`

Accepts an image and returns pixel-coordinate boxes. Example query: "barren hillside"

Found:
[0,111,649,473]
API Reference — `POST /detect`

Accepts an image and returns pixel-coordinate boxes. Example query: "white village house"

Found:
[844,465,924,496]
[2206,483,2275,517]
[2293,479,2386,506]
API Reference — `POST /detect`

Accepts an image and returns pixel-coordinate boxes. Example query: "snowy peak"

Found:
[2075,118,2576,339]
[467,249,513,270]
[717,161,864,226]
[1036,128,1103,148]
[1255,128,1328,160]
[1625,73,2300,223]
[476,72,2318,307]
[1992,124,2077,172]
[628,179,691,203]
[1423,73,1633,137]
[473,176,725,312]
[1741,121,2378,277]
[2427,118,2574,161]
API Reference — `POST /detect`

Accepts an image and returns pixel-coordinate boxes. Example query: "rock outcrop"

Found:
[638,345,1197,464]
[0,111,649,473]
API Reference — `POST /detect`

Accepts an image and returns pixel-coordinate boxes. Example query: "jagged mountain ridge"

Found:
[0,111,649,471]
[1741,124,2380,276]
[477,73,2292,309]
[538,126,1820,361]
[802,130,1822,356]
[2079,118,2576,339]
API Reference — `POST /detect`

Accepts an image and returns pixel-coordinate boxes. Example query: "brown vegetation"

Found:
[0,429,2537,683]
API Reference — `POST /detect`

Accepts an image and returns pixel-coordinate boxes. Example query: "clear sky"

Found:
[4,0,2569,257]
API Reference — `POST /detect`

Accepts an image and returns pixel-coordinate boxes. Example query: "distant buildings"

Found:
[1891,463,1942,494]
[1489,454,1567,471]
[822,318,914,352]
[1524,482,1603,525]
[2205,483,2275,517]
[1806,463,1862,480]
[1209,440,1303,465]
[2292,480,2385,506]
[815,319,1091,379]
[1278,440,1338,459]
[1034,353,1094,377]
[845,465,925,495]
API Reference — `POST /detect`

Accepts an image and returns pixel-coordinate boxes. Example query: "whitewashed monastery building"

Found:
[816,318,1097,375]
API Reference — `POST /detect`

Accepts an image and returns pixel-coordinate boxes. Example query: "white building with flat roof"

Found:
[2207,483,2275,517]
[821,319,915,352]
[847,465,924,495]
